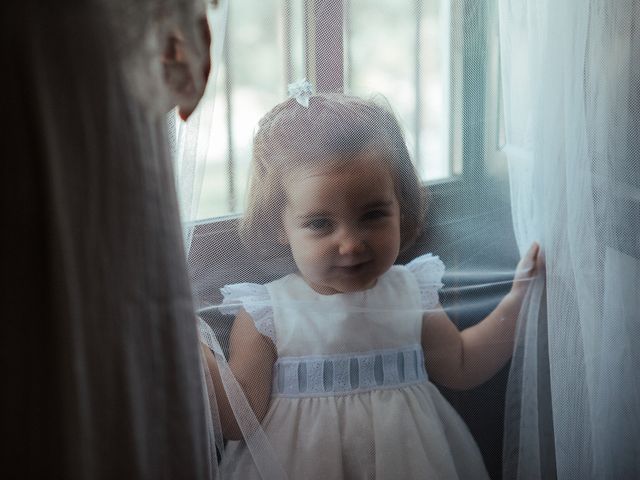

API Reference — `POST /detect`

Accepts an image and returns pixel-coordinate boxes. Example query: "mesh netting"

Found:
[184,1,540,478]
[180,1,639,479]
[10,0,636,478]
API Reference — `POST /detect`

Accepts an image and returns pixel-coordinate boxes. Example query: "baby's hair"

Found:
[240,93,427,256]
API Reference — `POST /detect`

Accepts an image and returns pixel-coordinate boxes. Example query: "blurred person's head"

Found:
[106,0,213,120]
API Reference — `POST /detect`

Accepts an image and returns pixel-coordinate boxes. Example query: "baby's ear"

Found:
[161,17,211,121]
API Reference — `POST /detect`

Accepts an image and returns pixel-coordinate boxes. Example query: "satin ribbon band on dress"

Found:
[272,345,428,397]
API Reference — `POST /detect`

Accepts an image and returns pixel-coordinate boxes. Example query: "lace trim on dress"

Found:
[406,253,445,310]
[219,283,276,342]
[272,345,428,397]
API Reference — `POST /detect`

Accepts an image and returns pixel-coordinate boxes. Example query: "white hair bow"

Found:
[288,78,314,107]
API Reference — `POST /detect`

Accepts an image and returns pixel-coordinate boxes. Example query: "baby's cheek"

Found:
[295,248,323,272]
[377,227,399,248]
[380,235,401,265]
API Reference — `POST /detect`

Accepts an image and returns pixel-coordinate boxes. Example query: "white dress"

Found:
[218,254,490,480]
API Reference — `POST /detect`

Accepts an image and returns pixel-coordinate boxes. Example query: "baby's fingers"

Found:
[526,241,540,259]
[517,242,540,276]
[511,242,542,295]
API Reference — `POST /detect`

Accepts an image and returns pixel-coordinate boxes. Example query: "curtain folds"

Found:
[500,0,640,477]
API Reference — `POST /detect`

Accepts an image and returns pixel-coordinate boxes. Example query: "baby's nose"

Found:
[338,233,366,256]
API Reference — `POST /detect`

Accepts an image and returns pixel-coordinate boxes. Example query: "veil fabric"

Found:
[188,2,519,478]
[5,0,638,478]
[191,1,640,478]
[173,0,229,254]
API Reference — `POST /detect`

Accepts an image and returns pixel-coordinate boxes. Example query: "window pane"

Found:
[347,0,453,181]
[195,0,455,220]
[196,0,306,219]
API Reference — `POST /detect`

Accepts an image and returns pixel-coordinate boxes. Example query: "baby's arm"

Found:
[201,309,277,440]
[421,243,543,390]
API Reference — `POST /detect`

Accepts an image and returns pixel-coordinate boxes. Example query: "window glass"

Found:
[347,0,453,181]
[196,0,458,220]
[197,0,306,219]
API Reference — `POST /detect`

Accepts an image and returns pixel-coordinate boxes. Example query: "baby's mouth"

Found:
[334,260,372,274]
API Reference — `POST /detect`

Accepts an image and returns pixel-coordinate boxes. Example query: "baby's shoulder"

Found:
[219,281,276,341]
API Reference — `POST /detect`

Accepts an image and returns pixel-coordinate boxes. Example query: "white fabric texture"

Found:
[220,257,490,479]
[219,254,445,345]
[406,253,446,310]
[199,318,288,480]
[219,283,277,342]
[172,0,229,254]
[500,0,640,478]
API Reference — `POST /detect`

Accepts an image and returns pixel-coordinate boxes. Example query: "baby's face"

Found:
[281,153,401,294]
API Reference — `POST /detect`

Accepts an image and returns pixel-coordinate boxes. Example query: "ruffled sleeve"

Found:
[219,283,276,342]
[406,253,445,310]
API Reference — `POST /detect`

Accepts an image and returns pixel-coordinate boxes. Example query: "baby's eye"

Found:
[305,218,332,231]
[361,209,389,221]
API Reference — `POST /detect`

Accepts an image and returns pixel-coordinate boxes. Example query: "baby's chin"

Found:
[306,275,379,295]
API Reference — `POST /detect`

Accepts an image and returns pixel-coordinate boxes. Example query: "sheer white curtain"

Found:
[500,0,640,478]
[173,0,229,253]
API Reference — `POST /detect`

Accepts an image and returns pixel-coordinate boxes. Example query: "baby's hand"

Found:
[511,242,544,297]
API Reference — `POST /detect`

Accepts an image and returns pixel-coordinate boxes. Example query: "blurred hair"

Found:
[240,93,427,256]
